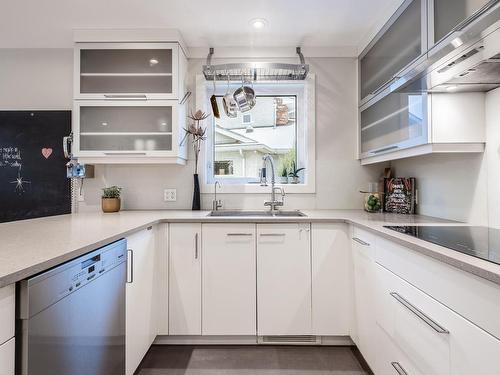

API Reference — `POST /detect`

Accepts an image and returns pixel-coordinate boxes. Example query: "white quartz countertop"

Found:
[1,209,499,287]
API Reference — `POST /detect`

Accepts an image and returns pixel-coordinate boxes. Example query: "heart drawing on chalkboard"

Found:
[41,148,53,159]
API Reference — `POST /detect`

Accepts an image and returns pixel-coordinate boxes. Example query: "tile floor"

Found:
[136,345,369,375]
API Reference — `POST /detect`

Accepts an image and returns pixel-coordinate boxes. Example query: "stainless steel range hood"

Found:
[393,1,500,95]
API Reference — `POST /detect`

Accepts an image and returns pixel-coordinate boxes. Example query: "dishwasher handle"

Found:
[127,249,134,283]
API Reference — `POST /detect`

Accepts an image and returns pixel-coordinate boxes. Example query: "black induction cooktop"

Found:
[384,226,500,266]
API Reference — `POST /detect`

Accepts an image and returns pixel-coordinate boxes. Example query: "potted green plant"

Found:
[279,165,289,184]
[101,186,122,213]
[288,162,305,184]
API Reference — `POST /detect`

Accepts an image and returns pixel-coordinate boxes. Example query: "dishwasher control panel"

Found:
[19,239,127,319]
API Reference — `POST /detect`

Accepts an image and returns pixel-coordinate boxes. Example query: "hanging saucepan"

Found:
[222,73,238,118]
[233,75,256,113]
[210,73,220,119]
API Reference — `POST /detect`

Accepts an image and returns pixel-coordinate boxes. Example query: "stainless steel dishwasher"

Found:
[18,239,127,375]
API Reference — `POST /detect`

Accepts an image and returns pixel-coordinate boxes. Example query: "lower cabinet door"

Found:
[126,226,157,375]
[202,223,256,335]
[169,223,202,335]
[311,223,351,335]
[257,223,312,335]
[352,230,377,369]
[0,338,15,375]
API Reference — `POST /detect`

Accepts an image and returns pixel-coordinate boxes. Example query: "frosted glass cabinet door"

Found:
[360,92,428,158]
[360,0,425,100]
[76,102,176,154]
[432,0,492,43]
[76,43,178,98]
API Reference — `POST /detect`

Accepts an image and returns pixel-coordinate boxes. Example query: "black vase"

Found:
[192,174,201,210]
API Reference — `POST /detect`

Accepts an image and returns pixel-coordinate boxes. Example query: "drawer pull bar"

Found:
[227,233,253,236]
[391,362,408,375]
[390,292,449,334]
[260,233,286,237]
[352,237,370,246]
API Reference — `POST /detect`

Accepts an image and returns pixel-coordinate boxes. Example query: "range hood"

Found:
[394,1,500,95]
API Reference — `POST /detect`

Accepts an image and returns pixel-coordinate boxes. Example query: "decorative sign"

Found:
[384,177,416,214]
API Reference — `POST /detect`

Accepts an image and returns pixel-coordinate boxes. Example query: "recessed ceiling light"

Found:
[249,18,268,29]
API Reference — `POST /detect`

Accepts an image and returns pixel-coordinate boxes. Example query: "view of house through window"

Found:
[213,95,297,182]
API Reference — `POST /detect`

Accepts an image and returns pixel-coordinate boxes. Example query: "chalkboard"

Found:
[0,111,71,223]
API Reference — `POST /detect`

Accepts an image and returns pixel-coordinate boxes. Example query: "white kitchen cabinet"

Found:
[126,225,157,375]
[0,338,15,375]
[202,223,256,335]
[376,261,500,375]
[73,100,187,164]
[375,325,424,375]
[72,38,189,165]
[169,223,202,335]
[311,223,351,336]
[74,42,185,100]
[257,223,312,336]
[0,284,15,346]
[351,227,377,370]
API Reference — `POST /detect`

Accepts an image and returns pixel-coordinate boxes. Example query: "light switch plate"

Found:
[164,189,177,202]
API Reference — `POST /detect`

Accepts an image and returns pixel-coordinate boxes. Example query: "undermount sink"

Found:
[208,210,307,217]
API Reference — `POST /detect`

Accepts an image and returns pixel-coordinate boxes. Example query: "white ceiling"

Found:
[0,0,403,53]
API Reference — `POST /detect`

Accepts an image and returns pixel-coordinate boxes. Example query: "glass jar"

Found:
[362,182,383,213]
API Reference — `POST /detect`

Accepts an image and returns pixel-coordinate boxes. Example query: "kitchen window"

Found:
[197,75,316,194]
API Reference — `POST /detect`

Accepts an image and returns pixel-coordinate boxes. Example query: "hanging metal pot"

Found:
[233,75,256,113]
[210,73,220,119]
[222,73,238,118]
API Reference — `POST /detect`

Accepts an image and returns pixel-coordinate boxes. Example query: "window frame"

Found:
[196,74,316,194]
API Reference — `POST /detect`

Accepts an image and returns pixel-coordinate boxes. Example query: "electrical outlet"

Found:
[164,189,177,202]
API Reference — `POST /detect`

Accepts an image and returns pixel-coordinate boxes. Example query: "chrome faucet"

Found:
[261,154,285,212]
[212,181,223,211]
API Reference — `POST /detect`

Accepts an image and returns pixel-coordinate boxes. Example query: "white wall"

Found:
[0,49,73,110]
[486,88,500,228]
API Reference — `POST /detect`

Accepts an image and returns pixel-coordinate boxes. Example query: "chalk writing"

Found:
[0,147,22,168]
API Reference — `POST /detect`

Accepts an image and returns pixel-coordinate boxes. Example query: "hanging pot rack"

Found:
[202,47,309,82]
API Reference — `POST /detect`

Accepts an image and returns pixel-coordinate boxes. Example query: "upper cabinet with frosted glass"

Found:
[74,42,186,100]
[359,0,427,106]
[430,0,494,46]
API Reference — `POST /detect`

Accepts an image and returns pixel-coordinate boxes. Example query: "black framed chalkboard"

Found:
[0,111,71,223]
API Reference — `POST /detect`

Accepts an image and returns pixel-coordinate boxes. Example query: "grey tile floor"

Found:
[136,345,369,375]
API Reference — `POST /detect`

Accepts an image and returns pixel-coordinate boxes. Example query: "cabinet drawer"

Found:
[0,285,15,345]
[375,325,423,375]
[376,264,450,375]
[352,226,376,259]
[376,263,500,375]
[0,337,15,375]
[376,237,500,339]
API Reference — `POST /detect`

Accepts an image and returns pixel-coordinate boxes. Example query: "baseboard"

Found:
[154,335,355,346]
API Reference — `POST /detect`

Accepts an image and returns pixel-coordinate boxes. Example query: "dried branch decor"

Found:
[181,110,209,174]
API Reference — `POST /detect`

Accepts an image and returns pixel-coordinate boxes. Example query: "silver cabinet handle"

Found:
[227,233,253,237]
[195,233,199,259]
[103,152,147,155]
[371,145,399,154]
[352,237,370,246]
[260,233,286,237]
[391,362,408,375]
[390,292,449,334]
[104,94,147,99]
[127,249,134,283]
